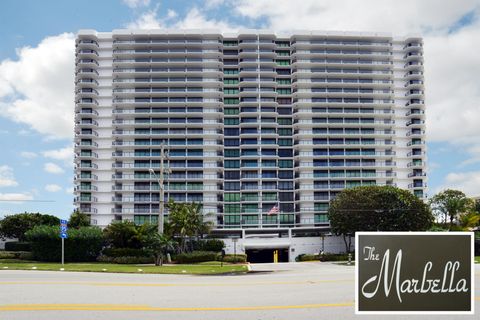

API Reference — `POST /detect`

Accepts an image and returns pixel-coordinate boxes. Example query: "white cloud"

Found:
[205,0,225,9]
[123,0,150,8]
[0,33,75,140]
[42,145,73,167]
[233,0,478,34]
[126,9,164,29]
[44,162,65,174]
[65,187,74,195]
[20,151,37,159]
[45,184,62,192]
[0,165,18,187]
[0,192,33,202]
[437,171,480,197]
[126,7,238,31]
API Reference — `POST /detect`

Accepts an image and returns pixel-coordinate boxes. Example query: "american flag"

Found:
[267,204,279,215]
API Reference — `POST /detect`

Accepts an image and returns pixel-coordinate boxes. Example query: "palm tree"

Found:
[167,200,212,253]
[143,233,177,266]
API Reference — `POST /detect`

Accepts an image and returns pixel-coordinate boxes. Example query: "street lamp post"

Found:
[149,143,168,235]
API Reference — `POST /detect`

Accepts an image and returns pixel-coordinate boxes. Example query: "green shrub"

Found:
[0,251,16,259]
[25,225,103,262]
[0,251,33,260]
[296,253,354,262]
[221,254,246,263]
[0,212,59,241]
[97,255,152,264]
[102,247,150,258]
[103,221,156,249]
[195,239,225,252]
[4,241,31,252]
[173,251,219,264]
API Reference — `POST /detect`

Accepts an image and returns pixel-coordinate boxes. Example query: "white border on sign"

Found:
[355,231,475,315]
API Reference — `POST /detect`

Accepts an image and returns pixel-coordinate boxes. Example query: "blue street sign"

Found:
[60,226,68,232]
[60,219,68,225]
[60,232,68,239]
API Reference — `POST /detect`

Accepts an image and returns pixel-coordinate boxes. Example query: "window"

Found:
[276,78,291,85]
[224,118,239,125]
[278,171,293,179]
[134,215,158,225]
[224,69,239,75]
[277,118,292,125]
[224,139,240,146]
[314,213,329,223]
[279,192,294,201]
[278,138,292,146]
[224,204,241,213]
[225,215,240,225]
[225,160,240,168]
[224,149,240,157]
[279,181,293,190]
[224,88,239,95]
[224,171,240,180]
[224,128,239,136]
[224,98,240,105]
[225,182,240,191]
[224,193,240,202]
[278,128,292,136]
[224,79,239,85]
[279,160,293,168]
[224,108,239,115]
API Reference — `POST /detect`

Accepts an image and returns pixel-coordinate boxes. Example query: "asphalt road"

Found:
[0,263,478,320]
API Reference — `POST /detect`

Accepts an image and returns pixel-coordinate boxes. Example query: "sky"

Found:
[0,0,479,219]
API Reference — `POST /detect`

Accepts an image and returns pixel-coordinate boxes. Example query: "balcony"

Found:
[408,172,426,178]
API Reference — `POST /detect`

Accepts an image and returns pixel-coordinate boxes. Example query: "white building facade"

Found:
[74,29,426,261]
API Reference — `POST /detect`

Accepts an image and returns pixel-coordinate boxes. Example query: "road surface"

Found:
[0,262,478,319]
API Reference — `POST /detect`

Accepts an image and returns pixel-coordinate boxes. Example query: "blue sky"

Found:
[1,0,479,219]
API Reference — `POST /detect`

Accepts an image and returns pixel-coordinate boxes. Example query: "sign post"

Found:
[59,219,68,266]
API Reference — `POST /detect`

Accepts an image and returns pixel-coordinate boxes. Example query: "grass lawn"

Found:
[475,256,480,264]
[0,259,248,275]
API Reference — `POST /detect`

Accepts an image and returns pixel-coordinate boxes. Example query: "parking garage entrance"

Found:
[246,248,289,263]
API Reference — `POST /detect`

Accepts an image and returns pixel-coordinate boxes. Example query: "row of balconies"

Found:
[295,150,395,157]
[112,87,222,94]
[113,67,221,74]
[112,173,220,181]
[406,130,426,136]
[297,161,396,168]
[113,97,222,104]
[112,151,222,158]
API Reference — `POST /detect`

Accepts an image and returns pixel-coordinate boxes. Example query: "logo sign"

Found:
[60,232,68,239]
[355,232,474,314]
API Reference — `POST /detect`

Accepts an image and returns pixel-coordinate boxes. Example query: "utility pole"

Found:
[149,142,167,235]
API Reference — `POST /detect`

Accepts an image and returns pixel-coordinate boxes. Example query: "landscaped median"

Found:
[0,260,248,275]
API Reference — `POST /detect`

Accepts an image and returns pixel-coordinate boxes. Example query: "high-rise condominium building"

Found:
[74,29,426,261]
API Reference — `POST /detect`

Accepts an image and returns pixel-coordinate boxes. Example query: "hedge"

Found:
[0,251,33,260]
[4,241,31,252]
[194,239,225,252]
[221,254,246,263]
[97,255,152,264]
[25,225,103,262]
[296,253,353,262]
[173,251,219,264]
[102,247,150,258]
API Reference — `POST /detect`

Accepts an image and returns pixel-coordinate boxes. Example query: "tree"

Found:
[167,200,212,253]
[0,212,59,241]
[103,221,156,249]
[429,189,475,229]
[328,186,433,253]
[68,210,90,228]
[142,233,177,266]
